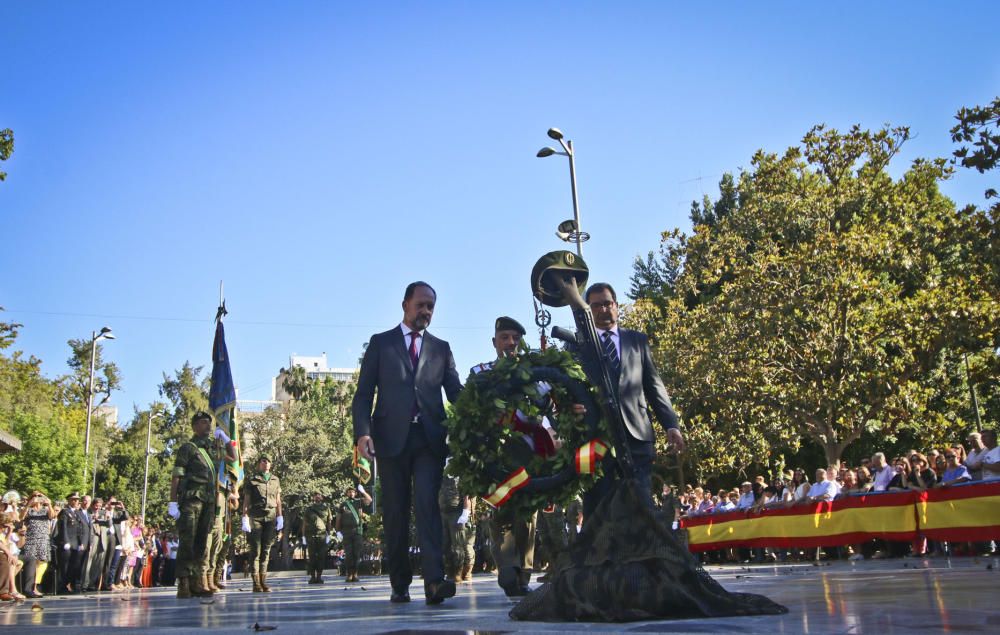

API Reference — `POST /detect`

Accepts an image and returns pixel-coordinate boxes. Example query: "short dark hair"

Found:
[404,281,436,301]
[584,282,617,304]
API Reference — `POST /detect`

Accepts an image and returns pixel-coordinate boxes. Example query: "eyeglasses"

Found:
[945,455,956,459]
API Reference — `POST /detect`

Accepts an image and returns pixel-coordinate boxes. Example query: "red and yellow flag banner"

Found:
[680,482,1000,552]
[574,439,608,475]
[918,481,1000,542]
[485,468,530,508]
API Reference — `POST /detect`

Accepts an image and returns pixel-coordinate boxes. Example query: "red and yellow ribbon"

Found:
[485,467,531,508]
[575,439,608,475]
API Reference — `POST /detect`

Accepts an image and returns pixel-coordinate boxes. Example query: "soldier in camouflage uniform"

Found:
[204,433,239,593]
[301,491,333,584]
[535,504,567,581]
[335,485,372,582]
[168,411,235,599]
[438,474,475,583]
[240,456,283,593]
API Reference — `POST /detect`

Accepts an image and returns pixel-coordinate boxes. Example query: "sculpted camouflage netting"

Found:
[509,479,788,622]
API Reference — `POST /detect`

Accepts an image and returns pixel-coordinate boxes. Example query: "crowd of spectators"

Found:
[671,429,1000,563]
[0,491,182,602]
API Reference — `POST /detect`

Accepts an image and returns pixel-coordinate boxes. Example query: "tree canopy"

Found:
[627,124,999,479]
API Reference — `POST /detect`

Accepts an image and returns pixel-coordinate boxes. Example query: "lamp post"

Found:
[141,411,162,520]
[537,127,588,256]
[83,326,114,487]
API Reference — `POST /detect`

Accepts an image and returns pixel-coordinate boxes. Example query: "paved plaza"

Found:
[2,556,997,634]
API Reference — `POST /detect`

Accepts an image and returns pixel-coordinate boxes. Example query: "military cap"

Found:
[531,250,589,307]
[495,316,526,335]
[67,491,81,500]
[190,410,213,425]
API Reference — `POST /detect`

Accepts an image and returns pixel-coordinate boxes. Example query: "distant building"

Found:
[271,353,357,403]
[94,404,119,428]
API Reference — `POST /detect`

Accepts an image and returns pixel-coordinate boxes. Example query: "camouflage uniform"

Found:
[438,475,475,582]
[172,434,217,593]
[536,504,568,575]
[243,473,281,586]
[302,500,333,583]
[336,495,364,581]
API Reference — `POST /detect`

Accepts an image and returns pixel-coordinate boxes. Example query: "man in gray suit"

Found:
[582,282,686,516]
[353,281,463,605]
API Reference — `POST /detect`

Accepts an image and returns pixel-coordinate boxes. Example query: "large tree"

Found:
[627,124,998,475]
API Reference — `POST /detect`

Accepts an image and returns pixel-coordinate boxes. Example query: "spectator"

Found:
[907,453,938,491]
[0,512,24,601]
[838,469,862,497]
[973,430,1000,481]
[965,432,987,480]
[19,491,57,598]
[887,457,911,490]
[735,482,755,511]
[937,452,972,487]
[714,492,736,513]
[83,498,111,591]
[870,453,895,491]
[826,467,843,498]
[790,469,811,503]
[856,466,872,490]
[799,469,836,503]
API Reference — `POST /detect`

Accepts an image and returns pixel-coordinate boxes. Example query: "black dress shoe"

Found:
[390,591,410,603]
[503,584,530,597]
[425,579,456,605]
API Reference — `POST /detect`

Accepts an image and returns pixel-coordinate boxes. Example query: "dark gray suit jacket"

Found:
[615,328,680,443]
[352,326,463,458]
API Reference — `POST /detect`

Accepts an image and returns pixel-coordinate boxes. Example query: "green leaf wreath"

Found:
[445,346,608,519]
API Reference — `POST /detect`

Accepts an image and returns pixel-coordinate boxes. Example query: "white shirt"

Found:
[980,446,1000,481]
[736,491,755,510]
[805,480,836,501]
[400,323,424,358]
[872,465,895,491]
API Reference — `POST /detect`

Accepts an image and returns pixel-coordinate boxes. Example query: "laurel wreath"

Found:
[444,347,607,519]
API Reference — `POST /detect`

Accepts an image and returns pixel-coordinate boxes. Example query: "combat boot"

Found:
[205,569,220,592]
[176,577,192,599]
[190,574,213,597]
[213,567,226,590]
[461,562,474,583]
[251,573,263,593]
[259,571,271,592]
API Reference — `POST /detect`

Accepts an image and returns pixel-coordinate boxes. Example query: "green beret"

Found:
[531,250,589,307]
[495,316,526,335]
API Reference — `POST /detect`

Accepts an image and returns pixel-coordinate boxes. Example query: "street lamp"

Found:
[141,411,163,519]
[83,326,114,488]
[537,127,588,255]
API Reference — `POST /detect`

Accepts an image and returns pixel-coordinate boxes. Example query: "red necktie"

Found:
[409,331,421,369]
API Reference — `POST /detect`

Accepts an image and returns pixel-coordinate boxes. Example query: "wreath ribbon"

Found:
[485,467,531,508]
[574,439,608,475]
[353,447,372,484]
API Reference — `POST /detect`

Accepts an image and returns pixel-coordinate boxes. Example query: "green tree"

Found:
[0,412,84,495]
[65,337,122,411]
[0,128,12,182]
[627,124,998,476]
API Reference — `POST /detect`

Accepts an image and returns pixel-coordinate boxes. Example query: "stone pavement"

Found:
[2,556,998,634]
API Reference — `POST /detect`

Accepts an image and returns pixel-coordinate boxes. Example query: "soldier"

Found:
[204,427,239,593]
[335,485,372,582]
[301,491,333,584]
[475,316,543,597]
[535,504,568,581]
[438,475,475,583]
[168,411,235,598]
[241,456,283,593]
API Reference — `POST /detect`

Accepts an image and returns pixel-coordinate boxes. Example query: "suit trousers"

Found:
[583,439,655,519]
[377,422,445,594]
[57,547,83,591]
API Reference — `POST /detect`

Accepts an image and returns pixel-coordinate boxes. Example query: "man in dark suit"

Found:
[353,281,463,605]
[582,282,685,517]
[55,492,87,593]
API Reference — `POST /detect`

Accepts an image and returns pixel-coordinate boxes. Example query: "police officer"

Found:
[241,456,283,593]
[438,475,475,583]
[335,485,372,582]
[168,411,235,598]
[301,491,333,584]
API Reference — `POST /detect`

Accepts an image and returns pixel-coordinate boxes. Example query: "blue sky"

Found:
[2,2,997,420]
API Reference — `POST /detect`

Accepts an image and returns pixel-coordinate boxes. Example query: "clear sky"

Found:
[2,1,997,420]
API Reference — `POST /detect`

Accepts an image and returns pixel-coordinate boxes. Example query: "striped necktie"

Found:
[602,330,621,376]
